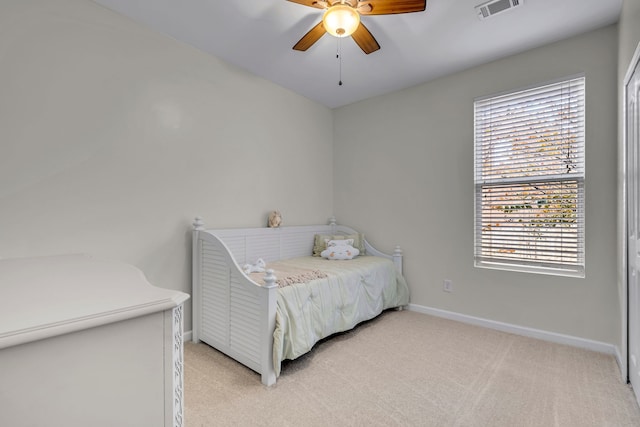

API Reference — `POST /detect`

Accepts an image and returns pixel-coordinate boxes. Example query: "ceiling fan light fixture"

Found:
[323,4,360,38]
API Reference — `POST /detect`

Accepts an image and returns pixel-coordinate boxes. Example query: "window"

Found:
[474,75,585,277]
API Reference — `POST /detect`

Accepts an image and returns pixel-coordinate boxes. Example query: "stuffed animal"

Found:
[268,210,282,228]
[243,258,266,274]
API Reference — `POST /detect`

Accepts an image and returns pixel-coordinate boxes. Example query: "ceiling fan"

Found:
[288,0,427,55]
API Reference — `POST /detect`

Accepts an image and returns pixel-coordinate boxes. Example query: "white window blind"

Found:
[474,76,585,276]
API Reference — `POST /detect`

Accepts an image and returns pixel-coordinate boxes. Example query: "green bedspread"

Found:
[269,255,410,377]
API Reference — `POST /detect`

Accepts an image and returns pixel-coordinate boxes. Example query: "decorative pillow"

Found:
[313,233,365,256]
[321,244,360,260]
[325,239,354,247]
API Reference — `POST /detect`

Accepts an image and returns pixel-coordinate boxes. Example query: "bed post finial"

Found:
[193,217,205,231]
[393,246,403,275]
[329,215,337,233]
[263,269,278,289]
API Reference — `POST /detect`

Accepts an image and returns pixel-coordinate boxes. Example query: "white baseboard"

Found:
[408,304,617,356]
[614,345,625,380]
[183,330,193,342]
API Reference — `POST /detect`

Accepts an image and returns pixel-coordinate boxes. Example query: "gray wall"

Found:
[0,0,334,331]
[619,0,640,70]
[333,25,619,345]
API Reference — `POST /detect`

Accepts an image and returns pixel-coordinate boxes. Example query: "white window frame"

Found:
[474,75,585,277]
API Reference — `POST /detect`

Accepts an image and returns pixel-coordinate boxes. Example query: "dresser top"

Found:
[0,254,189,349]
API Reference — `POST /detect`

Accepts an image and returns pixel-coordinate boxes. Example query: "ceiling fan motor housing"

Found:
[323,3,361,37]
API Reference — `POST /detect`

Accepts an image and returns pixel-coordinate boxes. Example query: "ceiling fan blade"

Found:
[293,21,327,51]
[287,0,327,10]
[358,0,426,15]
[351,22,380,55]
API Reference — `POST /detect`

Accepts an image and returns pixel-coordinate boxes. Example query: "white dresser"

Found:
[0,254,189,427]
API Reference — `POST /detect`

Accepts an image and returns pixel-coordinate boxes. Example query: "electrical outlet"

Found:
[443,279,453,292]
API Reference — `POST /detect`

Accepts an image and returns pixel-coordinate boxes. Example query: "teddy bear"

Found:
[268,210,282,228]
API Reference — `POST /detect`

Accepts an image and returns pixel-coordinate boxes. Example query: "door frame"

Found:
[623,40,640,384]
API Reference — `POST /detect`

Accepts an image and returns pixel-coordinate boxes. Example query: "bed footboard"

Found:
[192,219,278,386]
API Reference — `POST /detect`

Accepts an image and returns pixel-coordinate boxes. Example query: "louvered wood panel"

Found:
[217,236,246,266]
[228,274,261,365]
[246,234,280,263]
[200,241,230,345]
[229,292,261,313]
[280,227,329,259]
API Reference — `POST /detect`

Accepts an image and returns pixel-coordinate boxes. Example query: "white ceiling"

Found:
[92,0,622,108]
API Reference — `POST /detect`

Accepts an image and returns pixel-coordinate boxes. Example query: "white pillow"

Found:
[325,239,354,247]
[321,244,360,260]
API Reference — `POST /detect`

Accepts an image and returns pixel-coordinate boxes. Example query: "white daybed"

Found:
[191,217,409,386]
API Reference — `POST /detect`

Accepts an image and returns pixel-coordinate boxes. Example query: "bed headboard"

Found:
[203,224,334,265]
[193,216,403,273]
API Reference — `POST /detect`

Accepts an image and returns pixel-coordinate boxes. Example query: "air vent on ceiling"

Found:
[476,0,523,20]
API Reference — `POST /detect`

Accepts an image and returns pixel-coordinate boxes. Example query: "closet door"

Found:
[627,48,640,407]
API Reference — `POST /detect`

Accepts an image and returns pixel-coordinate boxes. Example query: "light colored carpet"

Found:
[184,310,640,426]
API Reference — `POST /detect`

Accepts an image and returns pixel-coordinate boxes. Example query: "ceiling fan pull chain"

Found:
[337,37,343,86]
